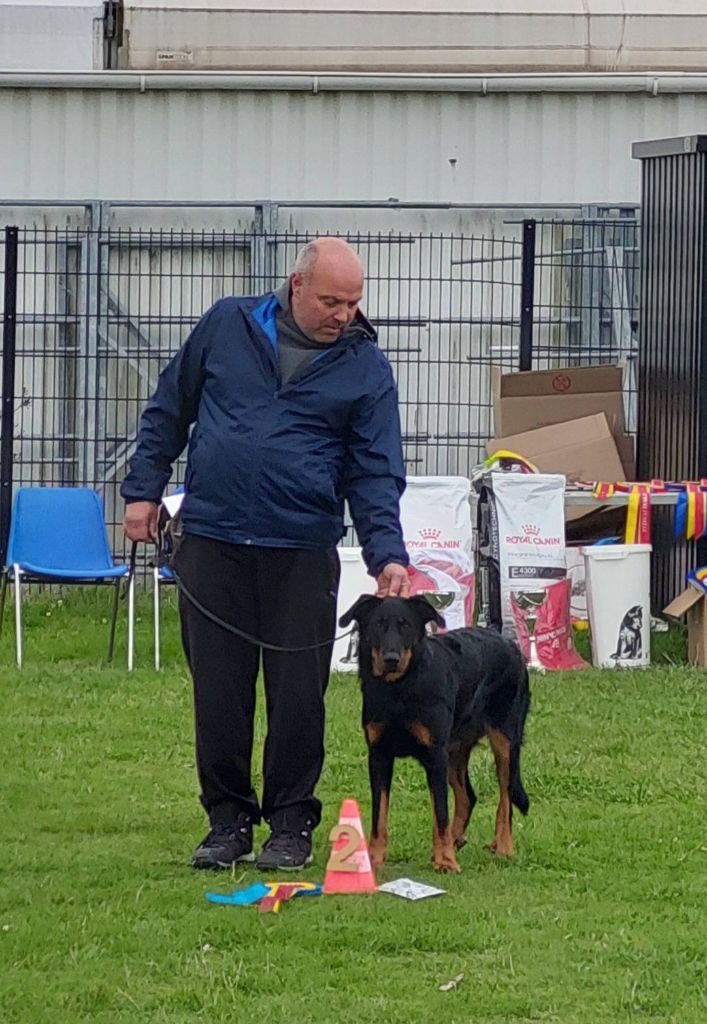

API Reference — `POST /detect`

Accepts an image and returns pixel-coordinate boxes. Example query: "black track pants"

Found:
[173,533,341,829]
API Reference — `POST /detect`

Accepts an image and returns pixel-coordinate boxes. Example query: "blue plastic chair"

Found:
[0,487,135,669]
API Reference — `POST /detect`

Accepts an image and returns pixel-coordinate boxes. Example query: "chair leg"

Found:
[13,565,23,669]
[107,578,120,663]
[153,567,161,672]
[0,570,7,642]
[127,571,135,672]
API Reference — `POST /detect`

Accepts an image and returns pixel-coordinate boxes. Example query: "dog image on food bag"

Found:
[339,594,531,874]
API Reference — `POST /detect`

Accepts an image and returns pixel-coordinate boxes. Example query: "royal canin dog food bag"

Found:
[491,473,587,670]
[400,476,475,631]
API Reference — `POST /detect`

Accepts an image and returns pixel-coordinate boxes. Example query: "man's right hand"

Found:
[123,501,159,542]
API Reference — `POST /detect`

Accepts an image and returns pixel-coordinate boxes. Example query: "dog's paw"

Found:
[369,841,388,871]
[453,834,468,850]
[432,851,461,874]
[484,839,513,858]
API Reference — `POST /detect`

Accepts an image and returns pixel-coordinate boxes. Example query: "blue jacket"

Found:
[120,293,409,576]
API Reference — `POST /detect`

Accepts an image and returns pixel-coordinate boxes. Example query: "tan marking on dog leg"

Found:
[486,727,514,857]
[448,765,470,849]
[448,740,476,849]
[365,721,385,746]
[430,793,460,874]
[408,721,434,748]
[369,789,389,870]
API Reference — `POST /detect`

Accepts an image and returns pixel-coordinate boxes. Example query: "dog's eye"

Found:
[398,619,409,630]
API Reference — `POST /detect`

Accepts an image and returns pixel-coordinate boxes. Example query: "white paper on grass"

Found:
[377,878,446,901]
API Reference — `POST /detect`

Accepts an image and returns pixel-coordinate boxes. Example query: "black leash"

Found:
[131,540,356,654]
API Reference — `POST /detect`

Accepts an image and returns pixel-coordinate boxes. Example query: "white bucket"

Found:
[333,547,376,673]
[582,544,652,668]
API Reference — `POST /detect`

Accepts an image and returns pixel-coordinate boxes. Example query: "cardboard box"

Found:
[487,413,627,522]
[492,363,626,440]
[615,433,636,481]
[663,588,707,666]
[487,412,626,485]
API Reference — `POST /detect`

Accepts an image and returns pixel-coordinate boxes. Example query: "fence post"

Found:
[77,203,102,489]
[519,219,536,371]
[0,226,19,566]
[253,202,280,293]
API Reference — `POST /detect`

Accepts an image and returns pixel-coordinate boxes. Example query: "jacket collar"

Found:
[268,282,377,345]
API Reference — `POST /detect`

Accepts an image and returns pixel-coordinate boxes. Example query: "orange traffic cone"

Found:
[323,798,377,894]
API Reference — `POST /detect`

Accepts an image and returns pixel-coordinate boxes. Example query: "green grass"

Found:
[0,592,705,1023]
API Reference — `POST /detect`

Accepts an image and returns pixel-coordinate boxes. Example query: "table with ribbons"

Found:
[566,480,707,545]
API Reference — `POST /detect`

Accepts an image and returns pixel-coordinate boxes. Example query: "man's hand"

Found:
[123,501,159,543]
[375,562,411,598]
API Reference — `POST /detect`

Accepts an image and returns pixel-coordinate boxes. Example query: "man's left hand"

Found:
[376,562,411,598]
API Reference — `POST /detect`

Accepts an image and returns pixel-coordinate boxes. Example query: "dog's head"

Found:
[339,595,445,681]
[625,605,643,630]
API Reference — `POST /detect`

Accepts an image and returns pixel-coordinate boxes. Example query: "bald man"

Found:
[121,237,409,871]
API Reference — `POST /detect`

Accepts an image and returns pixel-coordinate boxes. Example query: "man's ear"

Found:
[339,594,379,628]
[409,594,446,630]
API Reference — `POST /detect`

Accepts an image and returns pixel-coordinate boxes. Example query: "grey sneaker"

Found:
[191,817,254,870]
[256,822,313,872]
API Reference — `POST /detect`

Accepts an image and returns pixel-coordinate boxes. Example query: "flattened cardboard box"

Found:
[492,364,626,439]
[663,588,707,667]
[487,413,626,522]
[615,434,636,481]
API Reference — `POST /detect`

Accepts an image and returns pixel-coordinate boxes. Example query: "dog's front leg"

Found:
[422,748,461,874]
[368,744,394,871]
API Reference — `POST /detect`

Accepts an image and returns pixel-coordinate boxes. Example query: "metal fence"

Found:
[0,211,639,571]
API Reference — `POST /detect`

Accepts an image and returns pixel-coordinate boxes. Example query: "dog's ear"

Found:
[339,594,379,628]
[409,594,446,630]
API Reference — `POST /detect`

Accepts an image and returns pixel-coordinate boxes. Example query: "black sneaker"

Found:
[191,818,254,870]
[256,821,314,872]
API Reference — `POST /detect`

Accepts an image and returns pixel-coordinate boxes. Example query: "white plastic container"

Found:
[333,547,375,673]
[582,544,652,668]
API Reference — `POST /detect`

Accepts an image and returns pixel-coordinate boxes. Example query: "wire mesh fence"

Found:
[1,215,639,573]
[531,215,639,430]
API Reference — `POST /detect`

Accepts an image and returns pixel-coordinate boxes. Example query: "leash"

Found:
[130,539,356,654]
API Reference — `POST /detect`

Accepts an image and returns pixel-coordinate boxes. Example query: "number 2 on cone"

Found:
[328,823,360,871]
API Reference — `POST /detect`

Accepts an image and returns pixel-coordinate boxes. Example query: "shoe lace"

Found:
[209,820,250,842]
[265,828,310,853]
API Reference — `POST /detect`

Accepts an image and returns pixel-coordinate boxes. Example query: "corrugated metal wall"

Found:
[635,136,707,610]
[3,87,707,205]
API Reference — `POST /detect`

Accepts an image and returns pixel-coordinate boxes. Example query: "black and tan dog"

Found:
[339,595,531,874]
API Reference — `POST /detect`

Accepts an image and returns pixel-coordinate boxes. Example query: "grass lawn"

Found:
[0,591,705,1023]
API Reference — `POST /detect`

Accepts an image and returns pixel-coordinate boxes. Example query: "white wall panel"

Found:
[3,86,707,206]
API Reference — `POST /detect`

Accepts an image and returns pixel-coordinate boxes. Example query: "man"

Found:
[121,237,410,871]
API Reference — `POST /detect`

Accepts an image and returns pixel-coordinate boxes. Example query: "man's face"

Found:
[290,262,363,343]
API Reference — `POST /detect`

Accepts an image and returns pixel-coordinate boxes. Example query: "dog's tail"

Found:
[509,672,530,816]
